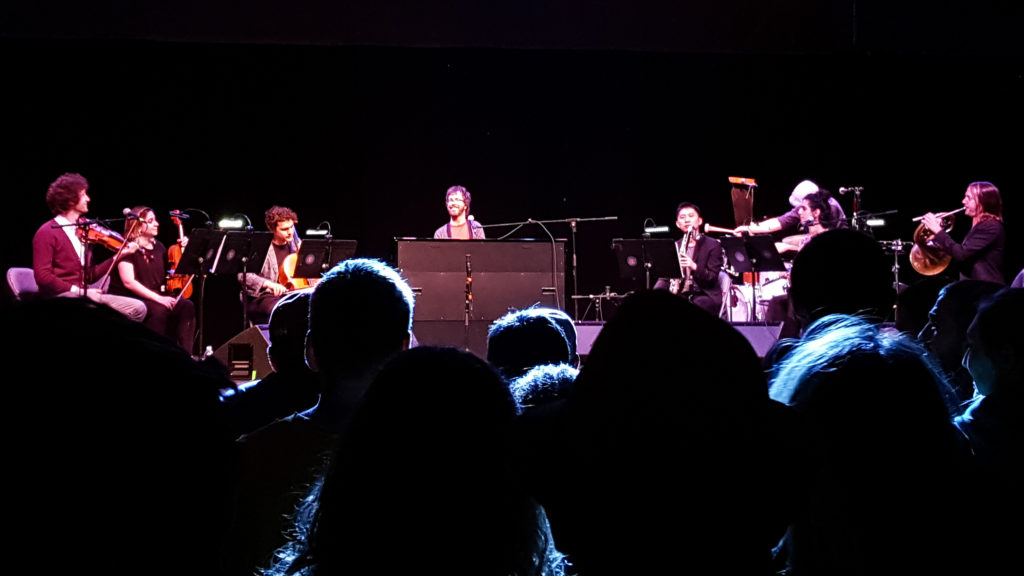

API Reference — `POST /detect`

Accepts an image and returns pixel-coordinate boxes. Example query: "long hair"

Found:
[968,181,1002,222]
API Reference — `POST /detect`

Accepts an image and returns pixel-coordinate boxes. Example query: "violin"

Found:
[166,211,193,299]
[77,222,125,252]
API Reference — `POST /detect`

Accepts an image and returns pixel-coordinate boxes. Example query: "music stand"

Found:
[720,235,788,321]
[208,231,275,329]
[172,228,228,354]
[612,238,680,290]
[292,238,358,278]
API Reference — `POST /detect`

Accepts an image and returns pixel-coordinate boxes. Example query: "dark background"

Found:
[2,1,1020,349]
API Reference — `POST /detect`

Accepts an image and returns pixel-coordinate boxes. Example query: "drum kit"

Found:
[705,222,793,323]
[723,265,792,323]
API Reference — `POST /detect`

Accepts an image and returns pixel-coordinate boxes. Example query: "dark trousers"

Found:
[143,297,197,353]
[245,293,280,326]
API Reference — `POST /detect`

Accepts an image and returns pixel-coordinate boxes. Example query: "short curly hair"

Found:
[46,173,89,216]
[265,205,298,231]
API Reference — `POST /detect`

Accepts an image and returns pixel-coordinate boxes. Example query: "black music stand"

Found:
[174,227,226,354]
[207,231,275,330]
[612,238,681,290]
[720,235,787,321]
[292,238,358,278]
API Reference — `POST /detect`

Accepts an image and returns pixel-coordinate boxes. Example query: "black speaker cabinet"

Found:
[212,324,274,382]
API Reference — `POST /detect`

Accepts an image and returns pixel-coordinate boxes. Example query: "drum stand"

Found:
[879,238,909,317]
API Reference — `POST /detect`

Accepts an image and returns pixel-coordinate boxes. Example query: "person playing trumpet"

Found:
[653,202,725,316]
[920,181,1005,284]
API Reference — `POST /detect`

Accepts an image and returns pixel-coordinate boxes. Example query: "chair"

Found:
[6,267,40,302]
[718,270,733,321]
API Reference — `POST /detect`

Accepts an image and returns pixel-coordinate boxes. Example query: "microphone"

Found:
[838,187,863,195]
[169,210,190,220]
[123,208,141,219]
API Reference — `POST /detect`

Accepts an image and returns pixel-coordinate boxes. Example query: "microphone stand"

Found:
[236,214,255,330]
[483,215,618,320]
[181,209,215,355]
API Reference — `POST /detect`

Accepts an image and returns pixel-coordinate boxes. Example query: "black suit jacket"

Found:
[653,234,725,306]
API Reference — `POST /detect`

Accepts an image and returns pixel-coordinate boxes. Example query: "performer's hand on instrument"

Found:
[85,288,105,302]
[179,237,188,249]
[921,213,943,235]
[680,255,697,270]
[265,280,288,296]
[733,225,749,236]
[158,295,177,309]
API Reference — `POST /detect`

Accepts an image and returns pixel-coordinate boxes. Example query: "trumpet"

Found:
[911,207,965,222]
[704,223,738,235]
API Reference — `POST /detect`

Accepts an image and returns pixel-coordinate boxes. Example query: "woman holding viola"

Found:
[31,173,147,321]
[109,205,196,352]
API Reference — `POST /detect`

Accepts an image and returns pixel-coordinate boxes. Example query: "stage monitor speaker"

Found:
[731,323,782,358]
[574,321,605,360]
[212,324,274,382]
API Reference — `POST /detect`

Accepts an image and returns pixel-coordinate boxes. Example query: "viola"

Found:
[165,211,193,299]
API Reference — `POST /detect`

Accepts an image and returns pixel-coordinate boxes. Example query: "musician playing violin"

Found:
[653,202,725,316]
[239,205,300,325]
[31,173,146,321]
[109,206,197,352]
[920,182,1005,284]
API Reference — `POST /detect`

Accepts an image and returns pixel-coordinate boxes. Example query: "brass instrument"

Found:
[909,208,964,275]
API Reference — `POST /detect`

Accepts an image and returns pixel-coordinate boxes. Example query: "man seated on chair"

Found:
[31,172,146,321]
[653,202,724,316]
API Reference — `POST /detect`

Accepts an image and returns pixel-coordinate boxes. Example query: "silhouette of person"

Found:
[223,258,415,576]
[770,314,972,576]
[264,346,567,576]
[1,297,236,575]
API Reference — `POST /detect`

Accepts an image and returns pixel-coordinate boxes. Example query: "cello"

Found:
[166,211,194,299]
[278,225,319,290]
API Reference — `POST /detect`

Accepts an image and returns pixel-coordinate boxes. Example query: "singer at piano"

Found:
[434,185,486,239]
[735,179,847,236]
[653,202,724,315]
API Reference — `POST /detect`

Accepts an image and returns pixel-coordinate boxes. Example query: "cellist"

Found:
[238,205,300,325]
[109,206,197,352]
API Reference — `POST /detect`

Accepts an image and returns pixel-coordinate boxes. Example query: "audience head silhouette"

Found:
[268,346,565,576]
[788,228,892,327]
[487,306,572,380]
[769,314,970,574]
[306,258,414,382]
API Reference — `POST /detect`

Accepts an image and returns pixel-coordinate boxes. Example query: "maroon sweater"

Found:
[32,219,115,296]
